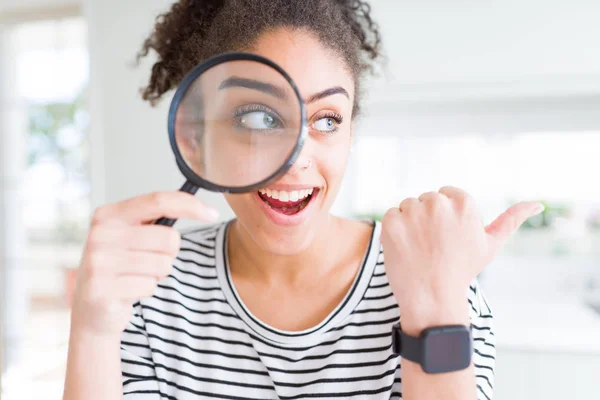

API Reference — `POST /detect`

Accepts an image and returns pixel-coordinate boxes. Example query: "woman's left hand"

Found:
[381,186,543,333]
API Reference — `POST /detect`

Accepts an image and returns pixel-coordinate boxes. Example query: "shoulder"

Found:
[179,222,225,246]
[169,222,224,269]
[169,222,226,277]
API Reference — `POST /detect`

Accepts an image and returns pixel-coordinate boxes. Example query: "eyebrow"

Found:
[218,76,286,99]
[306,86,349,104]
[218,77,349,105]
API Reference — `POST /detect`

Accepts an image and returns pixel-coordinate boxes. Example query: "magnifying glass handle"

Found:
[154,180,199,227]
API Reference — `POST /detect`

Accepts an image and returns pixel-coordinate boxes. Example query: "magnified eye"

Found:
[240,111,281,129]
[234,104,283,131]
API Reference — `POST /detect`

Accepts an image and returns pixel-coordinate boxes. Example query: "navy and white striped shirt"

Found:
[121,220,495,399]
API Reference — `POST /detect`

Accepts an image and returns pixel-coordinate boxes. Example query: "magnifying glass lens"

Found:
[174,59,303,188]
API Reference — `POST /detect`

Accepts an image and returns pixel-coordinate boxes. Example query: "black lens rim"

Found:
[167,51,308,193]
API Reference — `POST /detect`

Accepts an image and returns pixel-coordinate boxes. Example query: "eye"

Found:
[233,104,284,132]
[311,112,343,134]
[313,117,337,132]
[239,111,282,130]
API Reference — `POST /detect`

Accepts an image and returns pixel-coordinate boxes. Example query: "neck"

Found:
[227,215,344,287]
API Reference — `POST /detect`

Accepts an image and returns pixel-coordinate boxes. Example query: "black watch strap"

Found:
[392,322,421,363]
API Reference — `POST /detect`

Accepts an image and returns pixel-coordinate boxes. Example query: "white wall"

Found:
[368,0,600,91]
[361,0,600,137]
[84,0,600,220]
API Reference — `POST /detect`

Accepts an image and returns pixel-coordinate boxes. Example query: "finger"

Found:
[86,250,173,279]
[382,206,402,223]
[399,197,420,212]
[87,225,181,256]
[485,201,545,251]
[417,191,438,202]
[119,250,174,278]
[115,276,158,300]
[92,191,219,225]
[418,191,448,210]
[438,186,468,200]
[439,186,477,212]
[381,207,406,241]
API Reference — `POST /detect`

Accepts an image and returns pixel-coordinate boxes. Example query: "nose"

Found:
[286,155,312,176]
[286,142,314,176]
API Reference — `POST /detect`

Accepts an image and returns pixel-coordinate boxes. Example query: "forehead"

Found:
[248,28,355,103]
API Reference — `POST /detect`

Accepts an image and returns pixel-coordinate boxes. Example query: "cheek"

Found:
[319,140,351,191]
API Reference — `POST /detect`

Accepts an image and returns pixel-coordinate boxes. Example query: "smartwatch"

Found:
[392,322,473,374]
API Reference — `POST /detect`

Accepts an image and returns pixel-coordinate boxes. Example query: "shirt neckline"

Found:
[215,219,382,345]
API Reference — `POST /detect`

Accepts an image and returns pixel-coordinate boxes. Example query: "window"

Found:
[1,17,88,400]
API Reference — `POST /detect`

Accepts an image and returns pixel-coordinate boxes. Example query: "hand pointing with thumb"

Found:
[381,186,543,333]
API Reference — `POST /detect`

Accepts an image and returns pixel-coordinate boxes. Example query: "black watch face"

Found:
[422,325,472,374]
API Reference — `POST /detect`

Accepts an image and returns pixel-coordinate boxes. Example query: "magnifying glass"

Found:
[155,52,308,226]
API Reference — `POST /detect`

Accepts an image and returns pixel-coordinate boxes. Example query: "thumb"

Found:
[485,201,544,253]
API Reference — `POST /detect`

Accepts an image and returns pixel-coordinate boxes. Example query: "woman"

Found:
[63,1,543,399]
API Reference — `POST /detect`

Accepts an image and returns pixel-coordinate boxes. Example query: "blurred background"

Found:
[0,0,599,399]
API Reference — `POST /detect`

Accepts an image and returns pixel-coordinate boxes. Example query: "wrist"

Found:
[399,293,469,336]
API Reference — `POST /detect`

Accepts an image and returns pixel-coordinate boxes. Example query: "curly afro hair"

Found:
[137,0,383,117]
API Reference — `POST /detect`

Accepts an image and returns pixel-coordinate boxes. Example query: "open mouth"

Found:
[257,188,318,216]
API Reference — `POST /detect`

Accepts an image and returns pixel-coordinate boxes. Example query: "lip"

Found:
[259,184,319,191]
[254,188,320,227]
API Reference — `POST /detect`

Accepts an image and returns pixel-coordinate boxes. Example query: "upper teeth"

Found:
[259,188,314,202]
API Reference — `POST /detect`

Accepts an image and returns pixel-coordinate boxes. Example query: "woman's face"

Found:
[224,28,356,255]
